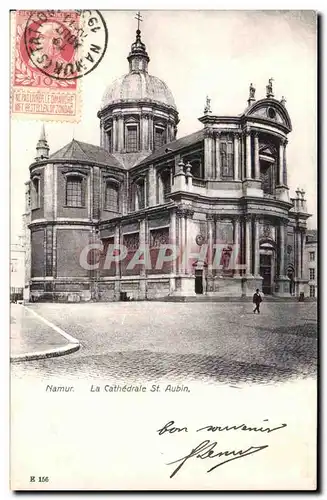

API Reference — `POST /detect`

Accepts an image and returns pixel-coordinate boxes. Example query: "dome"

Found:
[101,71,176,109]
[100,28,176,111]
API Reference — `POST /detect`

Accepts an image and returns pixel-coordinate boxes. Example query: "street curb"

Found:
[10,341,80,363]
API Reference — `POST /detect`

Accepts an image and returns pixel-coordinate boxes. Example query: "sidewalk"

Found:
[10,304,80,362]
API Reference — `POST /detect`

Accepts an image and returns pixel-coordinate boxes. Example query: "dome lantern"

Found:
[98,12,179,164]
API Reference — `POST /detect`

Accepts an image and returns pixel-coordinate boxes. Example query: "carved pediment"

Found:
[245,99,292,131]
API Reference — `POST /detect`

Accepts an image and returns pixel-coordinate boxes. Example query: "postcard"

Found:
[10,9,317,490]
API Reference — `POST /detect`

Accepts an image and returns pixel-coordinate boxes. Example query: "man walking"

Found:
[253,288,262,314]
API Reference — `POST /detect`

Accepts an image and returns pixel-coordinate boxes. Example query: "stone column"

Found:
[139,218,146,298]
[283,139,288,186]
[148,165,156,206]
[117,114,124,152]
[246,130,252,179]
[184,212,189,274]
[142,114,149,150]
[233,217,240,275]
[233,133,239,181]
[215,131,221,180]
[254,132,260,180]
[245,215,252,276]
[100,122,105,148]
[207,214,214,276]
[112,116,118,152]
[177,211,185,274]
[113,224,121,299]
[148,114,153,150]
[279,140,284,186]
[275,220,291,296]
[170,209,177,276]
[157,173,163,204]
[279,221,286,277]
[204,129,214,179]
[296,229,302,278]
[140,114,144,150]
[169,120,174,142]
[300,230,304,279]
[253,216,260,277]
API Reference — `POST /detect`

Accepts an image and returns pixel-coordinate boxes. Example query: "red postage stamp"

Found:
[11,10,80,122]
[11,10,107,122]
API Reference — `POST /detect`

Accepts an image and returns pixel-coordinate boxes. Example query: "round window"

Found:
[267,107,276,119]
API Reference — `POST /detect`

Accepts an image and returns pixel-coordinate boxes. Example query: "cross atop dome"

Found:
[135,11,143,31]
[128,11,150,72]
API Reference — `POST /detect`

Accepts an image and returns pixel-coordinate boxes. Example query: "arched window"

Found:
[66,175,84,207]
[154,125,166,150]
[105,182,119,212]
[32,177,40,209]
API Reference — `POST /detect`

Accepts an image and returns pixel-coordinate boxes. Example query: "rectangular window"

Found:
[220,141,234,178]
[310,285,315,298]
[126,125,138,152]
[105,183,119,212]
[154,127,165,150]
[309,268,315,280]
[309,251,315,261]
[32,178,40,209]
[66,177,83,207]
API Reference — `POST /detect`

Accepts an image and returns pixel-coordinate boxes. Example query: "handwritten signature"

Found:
[157,420,287,478]
[167,439,268,478]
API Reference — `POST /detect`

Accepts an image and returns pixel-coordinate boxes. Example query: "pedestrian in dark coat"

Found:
[253,289,262,314]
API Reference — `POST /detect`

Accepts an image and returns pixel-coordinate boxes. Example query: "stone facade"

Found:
[304,230,318,298]
[24,27,311,302]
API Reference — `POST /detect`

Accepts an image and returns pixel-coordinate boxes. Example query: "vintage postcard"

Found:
[10,10,317,490]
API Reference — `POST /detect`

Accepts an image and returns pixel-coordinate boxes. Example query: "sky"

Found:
[10,10,317,243]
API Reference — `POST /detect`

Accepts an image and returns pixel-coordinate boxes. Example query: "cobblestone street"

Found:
[11,301,317,385]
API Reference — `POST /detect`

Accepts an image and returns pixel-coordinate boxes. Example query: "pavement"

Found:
[10,304,80,362]
[11,301,317,384]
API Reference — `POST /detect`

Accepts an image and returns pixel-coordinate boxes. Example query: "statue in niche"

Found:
[220,245,233,270]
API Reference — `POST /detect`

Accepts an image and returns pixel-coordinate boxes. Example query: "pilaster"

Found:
[118,114,124,152]
[204,128,214,179]
[214,131,221,180]
[148,165,156,206]
[245,130,252,179]
[233,133,240,181]
[254,132,260,180]
[275,219,290,297]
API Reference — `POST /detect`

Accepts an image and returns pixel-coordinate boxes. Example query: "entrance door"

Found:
[195,270,203,294]
[260,254,272,295]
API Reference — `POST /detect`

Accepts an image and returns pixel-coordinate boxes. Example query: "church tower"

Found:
[35,124,49,161]
[97,13,179,168]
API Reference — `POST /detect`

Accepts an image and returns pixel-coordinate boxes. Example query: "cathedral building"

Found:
[24,24,311,302]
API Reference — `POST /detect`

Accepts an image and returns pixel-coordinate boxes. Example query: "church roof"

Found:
[49,139,123,168]
[136,129,205,167]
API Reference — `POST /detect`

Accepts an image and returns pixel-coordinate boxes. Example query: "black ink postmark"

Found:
[24,10,108,80]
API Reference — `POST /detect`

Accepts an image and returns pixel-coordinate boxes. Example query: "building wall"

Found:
[31,229,45,277]
[304,240,318,298]
[56,228,91,278]
[11,243,25,290]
